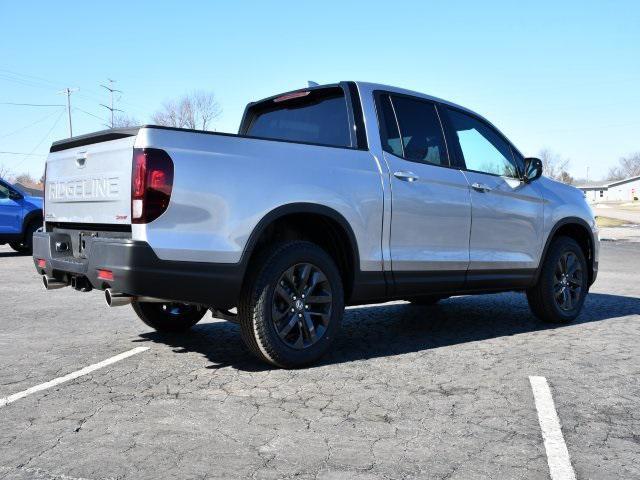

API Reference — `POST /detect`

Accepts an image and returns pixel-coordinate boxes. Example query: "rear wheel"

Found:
[9,242,27,253]
[527,236,588,323]
[238,241,344,368]
[9,221,40,254]
[132,301,207,333]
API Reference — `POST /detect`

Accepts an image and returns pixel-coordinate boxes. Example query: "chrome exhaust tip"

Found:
[105,289,133,307]
[42,275,67,290]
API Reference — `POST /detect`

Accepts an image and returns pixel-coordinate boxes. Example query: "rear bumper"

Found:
[32,231,242,308]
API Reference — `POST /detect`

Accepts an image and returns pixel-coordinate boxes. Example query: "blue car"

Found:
[0,178,43,254]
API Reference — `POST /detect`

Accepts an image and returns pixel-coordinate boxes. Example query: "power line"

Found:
[0,108,64,139]
[10,109,65,170]
[0,67,150,116]
[0,151,47,156]
[0,102,64,107]
[0,67,66,89]
[74,107,107,123]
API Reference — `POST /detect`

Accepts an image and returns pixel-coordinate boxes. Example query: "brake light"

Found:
[273,91,310,103]
[97,269,114,281]
[131,148,174,224]
[37,258,46,269]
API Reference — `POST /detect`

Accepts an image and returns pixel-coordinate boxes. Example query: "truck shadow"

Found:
[136,292,640,371]
[0,251,29,258]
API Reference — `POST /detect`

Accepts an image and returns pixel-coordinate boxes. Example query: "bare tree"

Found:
[607,152,640,181]
[152,90,221,130]
[112,113,140,128]
[538,148,573,183]
[0,163,11,180]
[14,173,36,185]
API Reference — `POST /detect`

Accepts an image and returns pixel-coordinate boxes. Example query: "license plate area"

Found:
[77,231,97,258]
[48,224,132,259]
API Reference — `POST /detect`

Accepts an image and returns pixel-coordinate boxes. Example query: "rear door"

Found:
[442,107,544,283]
[0,181,22,234]
[377,93,471,294]
[45,135,137,225]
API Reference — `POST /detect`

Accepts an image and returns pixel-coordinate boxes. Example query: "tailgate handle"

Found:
[75,151,87,168]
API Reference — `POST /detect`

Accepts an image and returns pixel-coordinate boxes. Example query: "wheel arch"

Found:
[239,203,362,301]
[536,217,596,285]
[21,209,43,237]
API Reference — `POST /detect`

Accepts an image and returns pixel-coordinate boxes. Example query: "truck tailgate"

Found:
[45,135,137,225]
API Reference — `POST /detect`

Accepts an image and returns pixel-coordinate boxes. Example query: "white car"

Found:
[33,81,599,367]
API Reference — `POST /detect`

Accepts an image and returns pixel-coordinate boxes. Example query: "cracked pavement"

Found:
[0,243,639,479]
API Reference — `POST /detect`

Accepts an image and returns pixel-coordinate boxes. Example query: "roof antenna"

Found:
[307,81,319,87]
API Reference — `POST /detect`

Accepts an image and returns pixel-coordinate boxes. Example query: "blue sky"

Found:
[1,0,638,180]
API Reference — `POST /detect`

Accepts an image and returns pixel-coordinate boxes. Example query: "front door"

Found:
[376,93,471,295]
[0,181,23,235]
[442,107,544,286]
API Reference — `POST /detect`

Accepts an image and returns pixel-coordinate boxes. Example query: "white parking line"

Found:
[0,346,149,408]
[529,376,577,480]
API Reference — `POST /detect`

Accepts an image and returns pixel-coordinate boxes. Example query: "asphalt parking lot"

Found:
[0,242,639,480]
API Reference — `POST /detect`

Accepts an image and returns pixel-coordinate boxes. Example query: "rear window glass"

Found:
[246,88,351,147]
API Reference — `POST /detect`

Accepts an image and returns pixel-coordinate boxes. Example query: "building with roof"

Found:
[576,176,640,203]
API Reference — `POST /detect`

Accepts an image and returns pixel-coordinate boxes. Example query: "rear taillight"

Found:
[131,148,174,224]
[97,269,114,281]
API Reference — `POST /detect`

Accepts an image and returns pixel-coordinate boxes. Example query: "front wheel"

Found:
[238,241,344,368]
[527,236,588,323]
[132,301,207,333]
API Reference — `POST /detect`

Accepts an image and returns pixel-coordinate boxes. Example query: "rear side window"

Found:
[246,88,351,148]
[378,94,448,166]
[378,95,403,157]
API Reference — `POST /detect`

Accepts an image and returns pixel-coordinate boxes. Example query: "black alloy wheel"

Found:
[526,236,588,323]
[271,263,333,349]
[553,251,583,312]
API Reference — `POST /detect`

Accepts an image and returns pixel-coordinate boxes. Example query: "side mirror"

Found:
[523,157,543,183]
[9,190,23,201]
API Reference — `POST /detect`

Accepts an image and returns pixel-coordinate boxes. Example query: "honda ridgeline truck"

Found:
[33,82,599,368]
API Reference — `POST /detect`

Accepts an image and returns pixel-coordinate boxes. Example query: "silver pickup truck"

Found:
[33,81,599,368]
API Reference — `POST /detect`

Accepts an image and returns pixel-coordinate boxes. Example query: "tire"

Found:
[10,221,39,254]
[131,301,207,333]
[527,236,588,323]
[9,242,28,253]
[238,241,344,368]
[406,295,448,306]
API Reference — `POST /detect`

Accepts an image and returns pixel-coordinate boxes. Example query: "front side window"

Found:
[246,88,351,148]
[0,182,10,199]
[446,108,519,178]
[385,96,448,166]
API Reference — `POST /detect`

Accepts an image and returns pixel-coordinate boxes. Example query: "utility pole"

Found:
[57,87,78,137]
[101,79,123,128]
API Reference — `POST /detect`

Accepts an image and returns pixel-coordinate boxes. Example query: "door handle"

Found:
[394,171,419,182]
[471,182,492,193]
